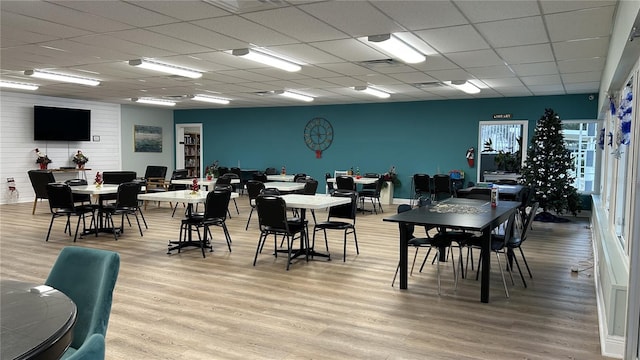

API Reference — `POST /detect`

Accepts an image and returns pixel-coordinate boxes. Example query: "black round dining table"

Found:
[1,279,77,360]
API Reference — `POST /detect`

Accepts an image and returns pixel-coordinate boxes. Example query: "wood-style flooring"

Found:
[0,197,610,359]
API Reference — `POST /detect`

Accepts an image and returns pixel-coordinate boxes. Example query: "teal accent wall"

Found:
[175,94,597,199]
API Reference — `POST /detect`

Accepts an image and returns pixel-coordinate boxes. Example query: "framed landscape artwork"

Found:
[134,125,162,152]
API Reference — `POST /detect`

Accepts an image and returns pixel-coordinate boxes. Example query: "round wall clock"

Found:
[304,117,333,158]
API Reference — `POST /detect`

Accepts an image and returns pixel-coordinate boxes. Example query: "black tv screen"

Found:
[34,105,91,141]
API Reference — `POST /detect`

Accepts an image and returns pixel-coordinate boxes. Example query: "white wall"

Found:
[0,91,121,205]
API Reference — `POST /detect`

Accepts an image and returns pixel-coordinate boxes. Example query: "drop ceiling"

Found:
[0,0,618,109]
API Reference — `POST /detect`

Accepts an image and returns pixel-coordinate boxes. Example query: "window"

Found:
[478,120,528,182]
[561,121,600,193]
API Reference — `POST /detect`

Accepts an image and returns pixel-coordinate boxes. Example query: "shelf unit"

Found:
[184,132,200,177]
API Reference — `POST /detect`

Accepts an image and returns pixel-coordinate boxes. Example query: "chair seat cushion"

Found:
[314,220,353,229]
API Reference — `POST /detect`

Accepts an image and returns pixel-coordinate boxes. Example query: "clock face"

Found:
[304,117,333,151]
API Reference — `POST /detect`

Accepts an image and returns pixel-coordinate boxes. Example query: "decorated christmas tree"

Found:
[520,108,581,218]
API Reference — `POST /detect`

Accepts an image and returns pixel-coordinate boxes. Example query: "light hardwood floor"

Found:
[0,197,610,359]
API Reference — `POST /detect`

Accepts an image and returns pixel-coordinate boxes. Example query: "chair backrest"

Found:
[45,246,120,349]
[413,174,431,194]
[116,182,141,208]
[246,180,266,205]
[171,169,189,180]
[230,167,243,179]
[261,187,281,196]
[328,190,358,221]
[458,187,491,200]
[213,184,233,192]
[256,195,290,232]
[497,212,517,249]
[325,173,335,191]
[204,189,231,220]
[252,172,268,182]
[397,204,416,239]
[303,179,319,195]
[293,173,307,182]
[215,176,232,185]
[47,183,75,210]
[65,178,91,203]
[265,167,278,175]
[518,202,539,244]
[65,178,88,186]
[102,171,137,185]
[362,173,379,190]
[144,165,167,180]
[335,176,355,191]
[433,174,451,193]
[28,170,56,199]
[217,166,229,176]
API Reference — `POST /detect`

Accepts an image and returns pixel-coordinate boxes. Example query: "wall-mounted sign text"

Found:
[492,113,513,119]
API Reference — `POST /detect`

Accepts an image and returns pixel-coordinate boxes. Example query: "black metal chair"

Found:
[252,172,268,182]
[168,169,190,217]
[45,183,96,242]
[325,172,336,195]
[391,204,458,294]
[28,170,56,214]
[335,176,355,191]
[217,174,239,215]
[412,174,431,206]
[254,195,307,270]
[180,189,233,258]
[358,174,384,214]
[265,167,278,175]
[505,202,539,287]
[245,180,266,230]
[432,174,453,201]
[102,182,144,240]
[312,190,359,262]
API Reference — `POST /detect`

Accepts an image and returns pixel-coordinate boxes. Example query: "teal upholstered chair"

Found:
[45,246,120,360]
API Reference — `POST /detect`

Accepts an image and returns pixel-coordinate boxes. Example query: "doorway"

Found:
[176,123,203,178]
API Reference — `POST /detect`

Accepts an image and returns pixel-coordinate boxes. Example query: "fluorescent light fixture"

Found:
[132,97,176,106]
[276,90,314,102]
[367,34,426,64]
[128,59,202,79]
[24,70,100,86]
[0,80,39,90]
[232,48,301,72]
[446,80,481,94]
[354,86,391,99]
[191,94,230,105]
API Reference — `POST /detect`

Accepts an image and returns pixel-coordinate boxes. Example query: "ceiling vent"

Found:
[359,59,401,68]
[413,81,445,89]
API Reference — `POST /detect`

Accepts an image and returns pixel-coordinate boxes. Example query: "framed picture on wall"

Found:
[134,125,162,152]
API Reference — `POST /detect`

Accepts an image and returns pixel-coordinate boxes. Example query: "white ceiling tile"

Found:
[557,57,606,74]
[565,82,600,93]
[311,39,388,62]
[109,29,211,55]
[145,23,244,51]
[467,65,515,78]
[496,44,555,65]
[298,1,402,37]
[59,1,177,27]
[475,16,548,48]
[561,71,603,84]
[540,0,617,14]
[411,55,460,71]
[371,1,467,30]
[521,74,562,86]
[454,0,540,22]
[528,84,566,95]
[389,72,438,84]
[71,34,175,59]
[0,11,90,39]
[482,78,525,87]
[511,62,559,76]
[242,7,348,42]
[267,44,344,65]
[552,37,610,61]
[545,6,616,42]
[445,50,503,68]
[126,1,229,21]
[427,69,475,82]
[193,15,297,46]
[415,25,490,53]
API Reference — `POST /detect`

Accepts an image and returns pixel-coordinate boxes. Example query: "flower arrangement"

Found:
[34,148,52,164]
[72,150,89,166]
[191,178,200,193]
[95,171,103,187]
[382,166,400,187]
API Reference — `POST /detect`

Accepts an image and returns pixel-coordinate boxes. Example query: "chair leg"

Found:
[138,208,148,229]
[133,212,143,236]
[232,199,239,215]
[222,223,232,252]
[201,225,208,258]
[494,252,510,299]
[245,208,254,231]
[73,215,83,242]
[519,247,533,278]
[511,251,527,288]
[32,198,38,214]
[46,215,56,241]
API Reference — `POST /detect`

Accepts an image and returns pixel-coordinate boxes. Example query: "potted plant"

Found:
[72,150,89,169]
[34,148,52,169]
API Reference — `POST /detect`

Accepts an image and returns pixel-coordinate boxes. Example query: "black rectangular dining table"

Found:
[383,198,521,303]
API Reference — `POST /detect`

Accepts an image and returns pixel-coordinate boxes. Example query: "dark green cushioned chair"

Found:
[45,246,120,360]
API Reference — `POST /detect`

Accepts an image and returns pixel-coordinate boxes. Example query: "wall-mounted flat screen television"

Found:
[34,105,91,141]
